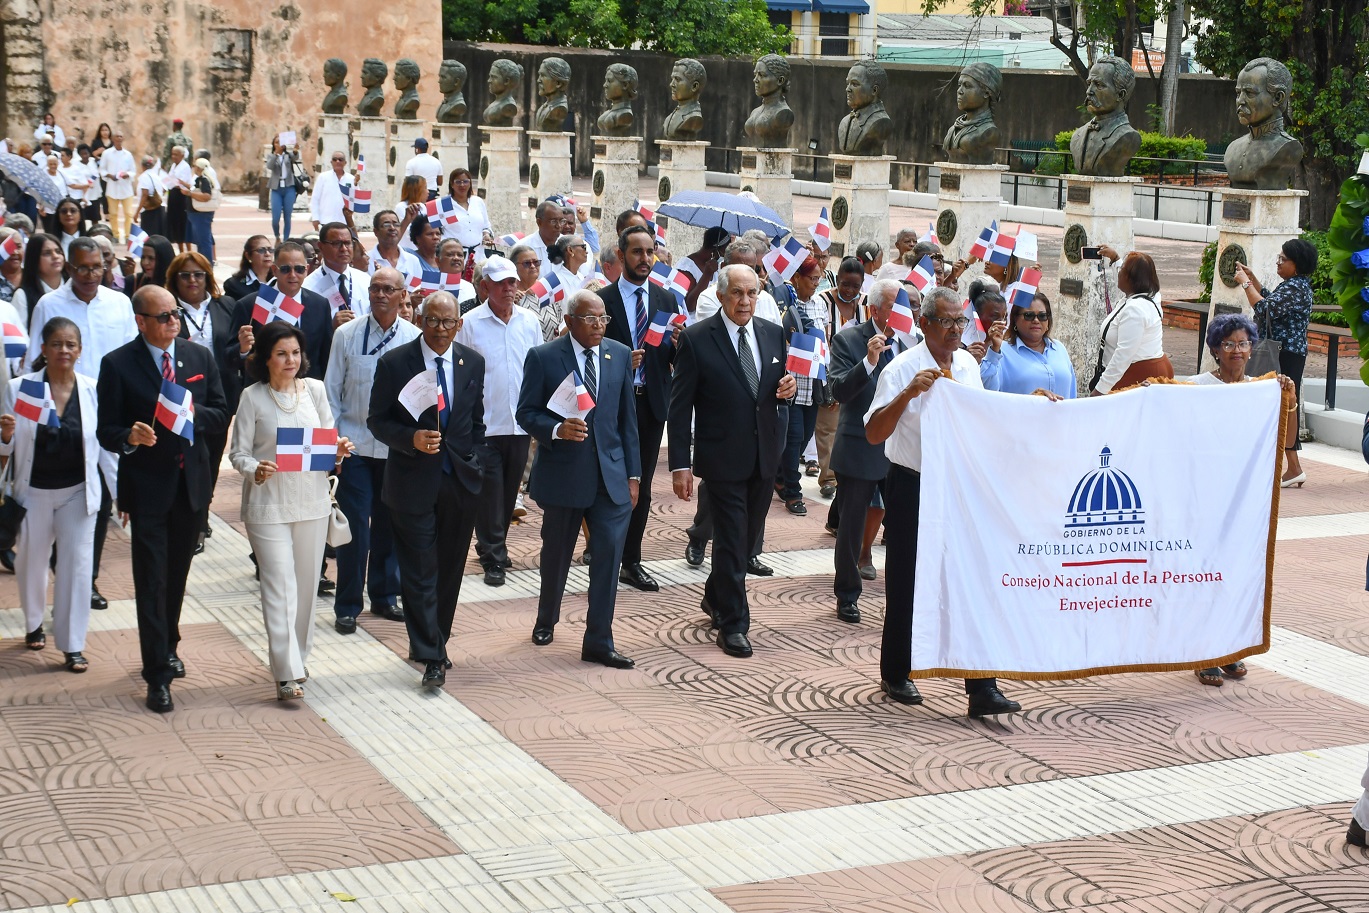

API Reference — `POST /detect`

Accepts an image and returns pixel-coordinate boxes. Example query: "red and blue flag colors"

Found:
[1008,267,1043,311]
[905,255,936,293]
[0,233,20,264]
[643,308,687,346]
[528,271,567,308]
[498,232,526,249]
[275,427,338,472]
[3,323,28,359]
[155,379,195,443]
[807,207,832,251]
[572,369,595,412]
[126,224,148,259]
[14,378,59,427]
[968,221,999,261]
[252,286,305,326]
[647,261,692,307]
[888,287,917,337]
[762,235,807,282]
[423,196,461,228]
[342,184,372,214]
[786,327,828,380]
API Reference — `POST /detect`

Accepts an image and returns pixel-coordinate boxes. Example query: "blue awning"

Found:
[813,0,870,12]
[766,0,812,9]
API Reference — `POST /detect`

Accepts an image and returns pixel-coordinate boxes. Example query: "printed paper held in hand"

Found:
[398,369,443,420]
[547,371,593,419]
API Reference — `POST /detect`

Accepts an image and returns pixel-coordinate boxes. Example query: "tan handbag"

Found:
[326,474,352,547]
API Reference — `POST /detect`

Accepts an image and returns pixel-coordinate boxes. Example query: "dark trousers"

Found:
[703,471,770,636]
[128,478,200,686]
[198,428,228,533]
[777,401,820,501]
[1279,350,1306,452]
[391,475,477,663]
[334,455,401,619]
[623,395,664,566]
[537,484,632,654]
[833,473,879,605]
[687,480,762,558]
[882,465,994,695]
[474,434,531,569]
[92,475,112,582]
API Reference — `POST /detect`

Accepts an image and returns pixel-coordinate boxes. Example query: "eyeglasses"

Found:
[517,259,541,269]
[568,315,612,325]
[453,178,472,185]
[927,315,971,330]
[1219,339,1253,352]
[1275,254,1287,264]
[1019,311,1050,322]
[376,221,401,230]
[71,264,104,277]
[423,316,460,330]
[276,264,308,275]
[139,311,180,324]
[370,285,404,296]
[177,271,207,281]
[322,239,353,248]
[249,247,273,256]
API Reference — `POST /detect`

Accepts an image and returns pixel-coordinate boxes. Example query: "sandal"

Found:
[1221,661,1247,679]
[25,628,45,651]
[63,652,88,673]
[1195,667,1223,687]
[277,681,303,701]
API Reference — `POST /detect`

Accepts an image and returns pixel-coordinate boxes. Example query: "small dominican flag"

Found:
[633,200,656,224]
[423,195,461,228]
[654,220,668,246]
[355,154,366,178]
[961,297,985,346]
[786,328,828,381]
[647,261,692,307]
[905,255,937,293]
[1008,267,1043,311]
[762,235,807,282]
[0,233,20,264]
[918,222,940,245]
[419,265,464,293]
[572,369,595,413]
[342,184,372,214]
[528,271,567,309]
[498,232,526,249]
[888,288,917,336]
[275,427,338,472]
[808,207,832,252]
[643,308,687,346]
[14,378,59,427]
[126,224,148,259]
[2,323,28,359]
[252,285,305,326]
[155,379,195,444]
[988,230,1017,267]
[968,221,999,261]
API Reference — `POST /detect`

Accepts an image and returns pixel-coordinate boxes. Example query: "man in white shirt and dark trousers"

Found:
[404,138,443,200]
[304,222,370,327]
[99,130,137,243]
[326,267,420,634]
[310,151,353,231]
[864,285,1020,718]
[455,256,543,586]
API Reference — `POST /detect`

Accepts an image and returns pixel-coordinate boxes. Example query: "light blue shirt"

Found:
[981,336,1078,399]
[145,339,176,377]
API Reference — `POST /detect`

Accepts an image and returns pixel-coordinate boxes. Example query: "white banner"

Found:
[912,379,1283,679]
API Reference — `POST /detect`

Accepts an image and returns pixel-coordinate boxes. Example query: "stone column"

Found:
[430,122,470,180]
[526,131,575,212]
[388,119,427,209]
[591,135,642,243]
[656,140,709,260]
[1201,189,1308,371]
[479,125,525,239]
[1053,175,1140,394]
[933,163,1006,263]
[827,154,893,259]
[352,117,390,210]
[737,147,793,232]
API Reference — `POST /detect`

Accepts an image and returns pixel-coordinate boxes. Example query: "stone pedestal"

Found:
[479,126,525,239]
[388,119,427,210]
[1201,188,1308,371]
[430,122,470,177]
[737,147,793,234]
[827,155,893,259]
[934,162,1006,265]
[526,131,575,212]
[1053,175,1141,395]
[591,135,642,243]
[352,117,390,209]
[316,114,351,174]
[656,140,709,260]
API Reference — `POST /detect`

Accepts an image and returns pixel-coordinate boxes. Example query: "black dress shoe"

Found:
[193,533,205,556]
[167,654,186,679]
[859,564,877,581]
[619,563,659,591]
[483,565,506,587]
[968,687,1022,718]
[422,661,447,689]
[820,483,837,500]
[1349,818,1367,847]
[410,650,455,669]
[700,598,718,629]
[717,632,753,658]
[146,684,173,713]
[498,557,513,569]
[317,575,336,595]
[0,548,16,572]
[90,586,108,611]
[837,601,861,624]
[746,557,773,577]
[370,603,405,622]
[335,616,357,635]
[531,626,554,646]
[880,678,924,705]
[582,648,635,669]
[684,539,705,568]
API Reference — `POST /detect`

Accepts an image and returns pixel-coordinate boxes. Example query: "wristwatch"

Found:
[1240,281,1251,289]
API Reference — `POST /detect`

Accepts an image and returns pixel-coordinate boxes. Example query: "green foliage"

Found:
[1325,145,1369,380]
[1039,131,1207,177]
[441,0,788,55]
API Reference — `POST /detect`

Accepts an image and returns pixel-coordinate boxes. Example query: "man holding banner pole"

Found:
[864,285,1020,717]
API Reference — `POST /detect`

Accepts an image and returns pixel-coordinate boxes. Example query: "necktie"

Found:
[736,326,759,398]
[434,356,450,430]
[582,348,598,401]
[633,287,647,386]
[161,351,174,382]
[337,272,351,310]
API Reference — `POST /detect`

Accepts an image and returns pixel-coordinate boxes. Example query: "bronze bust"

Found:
[743,54,794,148]
[595,64,638,137]
[435,60,467,124]
[321,58,349,115]
[942,62,1002,165]
[1224,57,1303,190]
[1068,56,1142,177]
[837,61,893,156]
[533,57,572,132]
[662,58,706,141]
[356,58,388,118]
[483,59,523,128]
[393,58,421,120]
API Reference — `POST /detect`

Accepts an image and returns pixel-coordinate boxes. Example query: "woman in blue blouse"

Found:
[1235,238,1316,488]
[981,291,1077,398]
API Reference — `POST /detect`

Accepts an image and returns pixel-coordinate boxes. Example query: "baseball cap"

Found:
[481,255,518,283]
[413,137,429,151]
[173,118,184,127]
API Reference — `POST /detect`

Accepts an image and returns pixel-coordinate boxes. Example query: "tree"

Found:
[1189,0,1369,229]
[1157,0,1185,135]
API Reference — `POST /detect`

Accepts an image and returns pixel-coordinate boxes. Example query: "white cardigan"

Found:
[0,371,116,514]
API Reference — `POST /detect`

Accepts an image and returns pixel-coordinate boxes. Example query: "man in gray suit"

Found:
[516,291,642,668]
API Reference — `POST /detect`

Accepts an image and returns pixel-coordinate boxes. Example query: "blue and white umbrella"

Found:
[0,151,63,211]
[656,190,788,239]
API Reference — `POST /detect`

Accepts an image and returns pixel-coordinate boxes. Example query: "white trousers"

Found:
[246,516,328,683]
[1355,750,1369,829]
[17,483,97,653]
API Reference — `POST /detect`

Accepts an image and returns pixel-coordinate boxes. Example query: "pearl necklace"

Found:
[268,381,300,413]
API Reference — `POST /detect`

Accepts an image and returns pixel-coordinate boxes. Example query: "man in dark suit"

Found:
[515,290,641,667]
[668,265,795,658]
[97,286,229,713]
[225,241,333,387]
[367,291,485,689]
[827,279,910,626]
[596,224,678,592]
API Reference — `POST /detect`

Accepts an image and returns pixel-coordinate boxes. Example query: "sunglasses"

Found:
[248,247,273,256]
[1018,311,1050,322]
[276,264,308,275]
[139,311,180,324]
[176,271,208,281]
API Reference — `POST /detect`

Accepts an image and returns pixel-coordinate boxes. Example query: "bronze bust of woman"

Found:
[743,54,794,149]
[533,57,572,133]
[595,63,639,137]
[942,63,1002,165]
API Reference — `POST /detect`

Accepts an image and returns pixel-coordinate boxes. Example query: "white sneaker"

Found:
[512,492,527,520]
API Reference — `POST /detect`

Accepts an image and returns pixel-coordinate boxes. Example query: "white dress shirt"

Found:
[326,312,422,458]
[552,337,601,440]
[404,153,444,194]
[136,168,163,206]
[1095,292,1165,394]
[616,276,651,343]
[445,195,490,248]
[695,285,782,324]
[27,282,137,380]
[525,233,555,278]
[309,170,348,225]
[304,264,371,317]
[454,303,541,437]
[178,298,214,348]
[99,148,137,199]
[59,165,90,200]
[420,338,457,412]
[165,159,193,191]
[34,124,66,148]
[719,309,763,378]
[367,246,424,286]
[864,341,981,473]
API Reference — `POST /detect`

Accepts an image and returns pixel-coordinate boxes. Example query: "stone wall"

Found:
[1,0,442,191]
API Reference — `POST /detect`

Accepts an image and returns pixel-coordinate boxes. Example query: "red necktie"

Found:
[161,351,174,382]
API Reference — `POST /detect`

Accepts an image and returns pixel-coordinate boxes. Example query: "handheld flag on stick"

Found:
[275,427,338,472]
[968,221,999,261]
[2,323,28,359]
[987,230,1017,267]
[643,308,687,346]
[418,265,465,293]
[547,370,594,419]
[905,255,937,293]
[355,154,366,179]
[647,261,692,308]
[786,328,828,380]
[252,286,305,326]
[155,379,195,444]
[423,196,461,228]
[918,222,939,245]
[1007,268,1043,311]
[14,378,59,427]
[126,224,148,259]
[0,233,20,265]
[528,271,567,309]
[498,232,526,249]
[887,288,917,337]
[807,207,832,251]
[762,236,807,282]
[342,184,372,214]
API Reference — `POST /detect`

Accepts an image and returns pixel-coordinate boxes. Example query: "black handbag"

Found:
[291,158,309,195]
[0,460,27,552]
[1248,308,1282,377]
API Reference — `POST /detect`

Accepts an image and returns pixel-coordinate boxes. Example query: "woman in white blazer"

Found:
[0,317,116,672]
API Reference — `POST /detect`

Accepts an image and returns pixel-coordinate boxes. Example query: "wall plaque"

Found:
[1222,198,1251,222]
[593,170,605,197]
[593,142,606,158]
[589,205,602,219]
[829,241,845,258]
[1059,277,1085,298]
[1062,223,1089,264]
[834,162,852,181]
[1218,243,1247,287]
[660,146,673,163]
[529,137,541,151]
[831,196,849,230]
[529,163,540,188]
[658,176,672,201]
[939,172,961,192]
[1067,184,1092,205]
[741,154,757,171]
[936,209,957,245]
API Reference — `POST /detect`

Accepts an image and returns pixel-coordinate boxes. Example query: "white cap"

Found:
[481,255,518,283]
